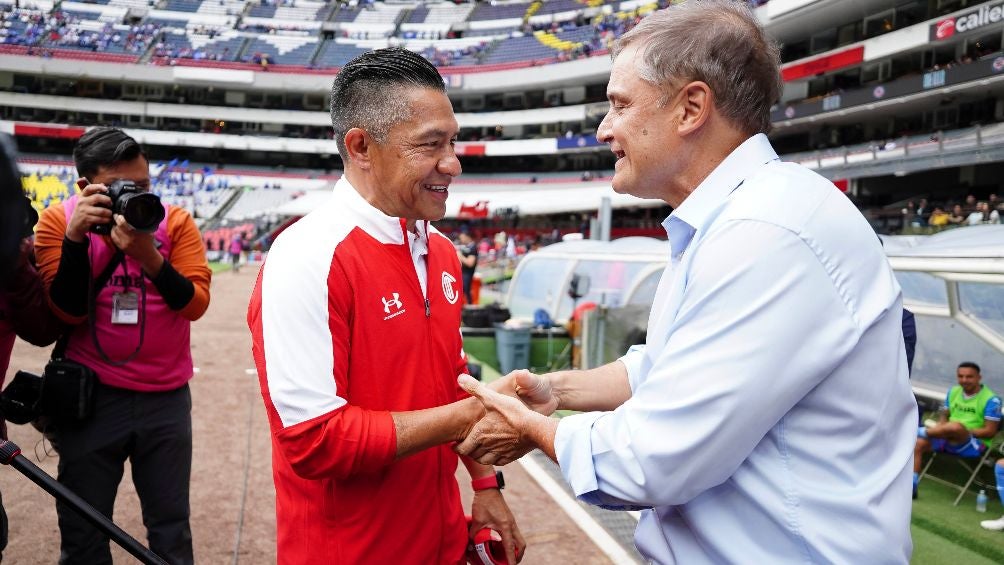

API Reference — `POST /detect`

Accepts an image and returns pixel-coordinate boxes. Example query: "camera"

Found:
[0,371,43,425]
[90,179,164,235]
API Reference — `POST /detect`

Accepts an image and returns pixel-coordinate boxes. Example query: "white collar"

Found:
[331,177,428,245]
[660,134,778,259]
[670,133,778,234]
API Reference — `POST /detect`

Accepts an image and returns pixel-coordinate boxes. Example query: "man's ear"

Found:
[676,81,713,137]
[343,128,372,170]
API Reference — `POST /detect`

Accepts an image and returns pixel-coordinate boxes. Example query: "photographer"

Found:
[1,146,63,378]
[33,127,211,565]
[0,136,64,561]
[2,238,66,378]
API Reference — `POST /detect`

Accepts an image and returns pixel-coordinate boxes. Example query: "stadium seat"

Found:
[313,40,368,68]
[243,35,318,65]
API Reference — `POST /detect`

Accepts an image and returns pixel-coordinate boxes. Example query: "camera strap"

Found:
[51,249,124,361]
[88,249,148,367]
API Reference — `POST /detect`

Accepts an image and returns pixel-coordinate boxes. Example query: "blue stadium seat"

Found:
[154,29,247,61]
[406,5,428,23]
[163,0,202,13]
[469,1,531,21]
[480,35,556,65]
[313,40,368,68]
[244,35,318,66]
[247,3,276,17]
[331,4,361,23]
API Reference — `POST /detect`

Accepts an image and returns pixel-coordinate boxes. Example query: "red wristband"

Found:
[472,470,504,491]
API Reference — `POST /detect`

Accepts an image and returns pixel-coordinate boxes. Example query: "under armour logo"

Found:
[382,293,403,314]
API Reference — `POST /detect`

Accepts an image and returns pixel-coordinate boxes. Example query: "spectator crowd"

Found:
[903,193,1003,232]
[1,8,161,55]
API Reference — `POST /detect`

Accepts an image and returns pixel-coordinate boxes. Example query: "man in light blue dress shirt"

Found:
[455,1,916,563]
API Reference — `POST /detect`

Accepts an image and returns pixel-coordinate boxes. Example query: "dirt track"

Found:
[1,264,612,564]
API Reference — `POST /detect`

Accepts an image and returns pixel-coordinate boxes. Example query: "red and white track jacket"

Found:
[248,178,469,564]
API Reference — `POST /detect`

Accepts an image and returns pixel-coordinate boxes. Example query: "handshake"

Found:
[454,371,562,466]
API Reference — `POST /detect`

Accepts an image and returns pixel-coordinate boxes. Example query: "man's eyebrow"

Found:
[412,128,459,141]
[416,128,456,138]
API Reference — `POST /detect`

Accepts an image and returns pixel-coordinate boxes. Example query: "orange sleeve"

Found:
[33,203,85,324]
[166,207,211,321]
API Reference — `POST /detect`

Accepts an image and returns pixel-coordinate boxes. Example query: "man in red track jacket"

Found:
[247,48,525,564]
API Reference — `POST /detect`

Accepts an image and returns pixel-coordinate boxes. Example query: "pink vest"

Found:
[0,293,15,386]
[62,195,194,392]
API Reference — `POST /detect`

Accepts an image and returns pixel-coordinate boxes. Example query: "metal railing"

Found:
[784,122,1004,174]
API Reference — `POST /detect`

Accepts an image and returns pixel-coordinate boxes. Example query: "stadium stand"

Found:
[58,2,128,23]
[0,3,159,59]
[275,0,334,21]
[241,0,330,33]
[242,35,319,65]
[404,4,429,24]
[162,0,202,13]
[312,39,368,68]
[423,1,478,25]
[108,0,151,10]
[224,186,299,221]
[17,157,332,225]
[2,0,646,70]
[153,29,246,62]
[536,0,589,17]
[468,1,533,22]
[338,2,408,39]
[198,0,248,17]
[0,7,52,47]
[22,170,74,212]
[331,3,362,23]
[479,34,555,65]
[464,26,519,38]
[160,185,236,220]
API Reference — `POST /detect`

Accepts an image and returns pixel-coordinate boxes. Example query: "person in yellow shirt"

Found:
[928,206,949,227]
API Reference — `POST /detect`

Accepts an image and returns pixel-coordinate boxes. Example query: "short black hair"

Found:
[329,47,446,159]
[73,127,147,180]
[958,361,981,373]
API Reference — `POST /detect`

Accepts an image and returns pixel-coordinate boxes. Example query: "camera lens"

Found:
[119,192,165,233]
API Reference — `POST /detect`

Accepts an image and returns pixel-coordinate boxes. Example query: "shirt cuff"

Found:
[148,258,195,311]
[556,411,653,511]
[555,412,604,499]
[619,345,645,392]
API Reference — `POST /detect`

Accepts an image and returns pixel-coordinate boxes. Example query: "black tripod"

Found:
[0,439,168,565]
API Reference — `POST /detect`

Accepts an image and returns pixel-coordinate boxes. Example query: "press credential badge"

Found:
[112,291,139,324]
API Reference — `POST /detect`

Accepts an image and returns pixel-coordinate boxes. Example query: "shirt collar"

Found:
[409,219,429,245]
[662,134,778,258]
[332,176,428,245]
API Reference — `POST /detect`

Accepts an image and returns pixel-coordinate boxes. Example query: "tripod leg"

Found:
[0,440,168,565]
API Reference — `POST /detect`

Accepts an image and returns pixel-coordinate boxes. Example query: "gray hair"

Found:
[612,0,782,135]
[329,47,447,160]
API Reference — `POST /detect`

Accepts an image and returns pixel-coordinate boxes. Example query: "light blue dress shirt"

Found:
[554,134,915,564]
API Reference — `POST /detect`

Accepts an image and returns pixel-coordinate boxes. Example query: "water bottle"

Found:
[977,489,988,513]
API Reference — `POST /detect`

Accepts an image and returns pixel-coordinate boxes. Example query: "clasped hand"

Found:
[454,370,556,466]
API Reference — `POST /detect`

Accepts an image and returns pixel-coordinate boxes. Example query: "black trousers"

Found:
[52,382,193,565]
[0,488,7,558]
[462,271,474,305]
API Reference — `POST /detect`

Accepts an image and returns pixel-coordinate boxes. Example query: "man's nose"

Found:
[439,152,462,177]
[596,113,613,144]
